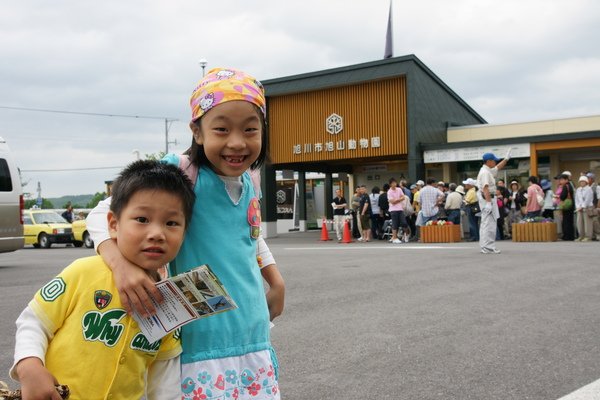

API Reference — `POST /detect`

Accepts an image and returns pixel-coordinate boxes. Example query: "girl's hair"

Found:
[528,176,539,184]
[185,104,269,171]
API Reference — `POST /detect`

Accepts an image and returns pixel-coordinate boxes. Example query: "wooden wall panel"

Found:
[268,77,407,165]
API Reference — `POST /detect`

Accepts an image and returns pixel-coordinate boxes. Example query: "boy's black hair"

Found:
[110,160,195,227]
[528,176,539,184]
[186,104,269,170]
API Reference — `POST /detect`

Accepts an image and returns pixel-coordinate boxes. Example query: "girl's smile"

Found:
[191,100,262,177]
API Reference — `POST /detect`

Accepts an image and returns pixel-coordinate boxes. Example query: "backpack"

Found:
[402,196,414,217]
[536,185,544,207]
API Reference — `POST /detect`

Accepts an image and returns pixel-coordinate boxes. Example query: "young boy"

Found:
[11,160,195,400]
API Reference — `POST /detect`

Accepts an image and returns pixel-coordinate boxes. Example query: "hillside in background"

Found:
[46,194,95,209]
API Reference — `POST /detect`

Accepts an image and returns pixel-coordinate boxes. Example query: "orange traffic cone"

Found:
[341,219,353,243]
[319,218,332,241]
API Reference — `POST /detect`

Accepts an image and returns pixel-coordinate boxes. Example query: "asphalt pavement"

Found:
[1,233,599,399]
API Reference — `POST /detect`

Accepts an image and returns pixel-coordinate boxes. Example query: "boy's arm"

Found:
[11,306,50,379]
[146,356,181,400]
[87,198,162,316]
[11,307,63,400]
[14,358,63,400]
[257,236,285,321]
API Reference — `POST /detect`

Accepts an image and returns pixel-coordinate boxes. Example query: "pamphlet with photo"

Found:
[132,264,237,343]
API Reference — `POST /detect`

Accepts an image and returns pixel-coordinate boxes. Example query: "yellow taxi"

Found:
[23,209,74,248]
[72,218,94,248]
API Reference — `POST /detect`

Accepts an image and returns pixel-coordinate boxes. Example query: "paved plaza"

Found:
[1,233,599,399]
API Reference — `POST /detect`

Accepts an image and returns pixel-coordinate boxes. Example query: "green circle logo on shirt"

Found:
[40,277,66,302]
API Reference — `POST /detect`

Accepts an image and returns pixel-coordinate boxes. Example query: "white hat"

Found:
[462,178,477,187]
[416,180,425,186]
[579,175,589,183]
[562,171,572,177]
[455,185,465,195]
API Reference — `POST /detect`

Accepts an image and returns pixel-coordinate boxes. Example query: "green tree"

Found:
[24,198,54,209]
[144,151,167,161]
[86,192,107,209]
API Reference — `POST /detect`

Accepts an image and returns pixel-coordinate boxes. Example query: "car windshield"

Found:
[31,212,68,224]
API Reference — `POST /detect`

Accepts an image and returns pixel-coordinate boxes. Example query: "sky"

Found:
[2,0,600,198]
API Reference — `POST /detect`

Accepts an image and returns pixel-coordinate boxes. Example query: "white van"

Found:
[0,137,24,252]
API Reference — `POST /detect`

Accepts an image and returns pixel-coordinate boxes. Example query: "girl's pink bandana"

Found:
[190,67,266,122]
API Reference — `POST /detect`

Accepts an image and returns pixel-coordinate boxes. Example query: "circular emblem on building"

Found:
[40,277,66,302]
[326,113,343,135]
[276,190,287,204]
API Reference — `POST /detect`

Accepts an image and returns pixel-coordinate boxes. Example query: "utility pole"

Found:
[165,117,178,153]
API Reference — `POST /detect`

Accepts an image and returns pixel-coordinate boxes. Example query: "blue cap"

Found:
[540,179,551,191]
[482,152,500,163]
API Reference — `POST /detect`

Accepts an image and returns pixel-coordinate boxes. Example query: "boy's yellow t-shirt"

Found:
[30,255,181,399]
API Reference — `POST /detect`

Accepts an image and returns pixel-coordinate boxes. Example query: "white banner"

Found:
[424,143,530,163]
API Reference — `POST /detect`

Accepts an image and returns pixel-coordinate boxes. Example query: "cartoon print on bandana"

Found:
[215,69,235,79]
[199,92,224,113]
[247,197,261,239]
[181,364,278,399]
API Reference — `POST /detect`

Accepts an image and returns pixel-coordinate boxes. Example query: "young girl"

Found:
[87,68,284,399]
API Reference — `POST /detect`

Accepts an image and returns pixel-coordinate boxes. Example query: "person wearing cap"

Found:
[540,178,555,219]
[506,180,526,237]
[444,183,463,225]
[586,172,600,240]
[413,180,424,214]
[575,175,594,241]
[476,150,511,254]
[556,173,576,240]
[462,178,479,241]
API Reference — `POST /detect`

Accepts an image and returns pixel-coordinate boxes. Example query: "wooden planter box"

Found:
[421,224,461,243]
[512,222,557,242]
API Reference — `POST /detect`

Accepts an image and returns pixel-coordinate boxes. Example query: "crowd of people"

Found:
[333,170,600,245]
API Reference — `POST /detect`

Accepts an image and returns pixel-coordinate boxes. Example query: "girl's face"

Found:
[191,100,262,176]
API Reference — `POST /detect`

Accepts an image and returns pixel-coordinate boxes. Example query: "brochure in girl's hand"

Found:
[132,264,237,343]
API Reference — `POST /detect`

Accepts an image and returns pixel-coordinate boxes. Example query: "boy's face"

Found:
[108,189,186,272]
[190,100,262,177]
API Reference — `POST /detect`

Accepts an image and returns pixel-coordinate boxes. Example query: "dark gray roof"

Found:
[262,54,486,123]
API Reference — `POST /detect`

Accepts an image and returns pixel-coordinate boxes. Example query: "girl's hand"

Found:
[98,239,163,316]
[16,357,63,400]
[260,264,285,321]
[266,284,285,321]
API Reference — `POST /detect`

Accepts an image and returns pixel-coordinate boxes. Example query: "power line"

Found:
[21,166,124,173]
[0,105,175,120]
[1,104,180,153]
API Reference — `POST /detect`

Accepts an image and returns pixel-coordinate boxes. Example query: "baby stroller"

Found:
[381,219,393,241]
